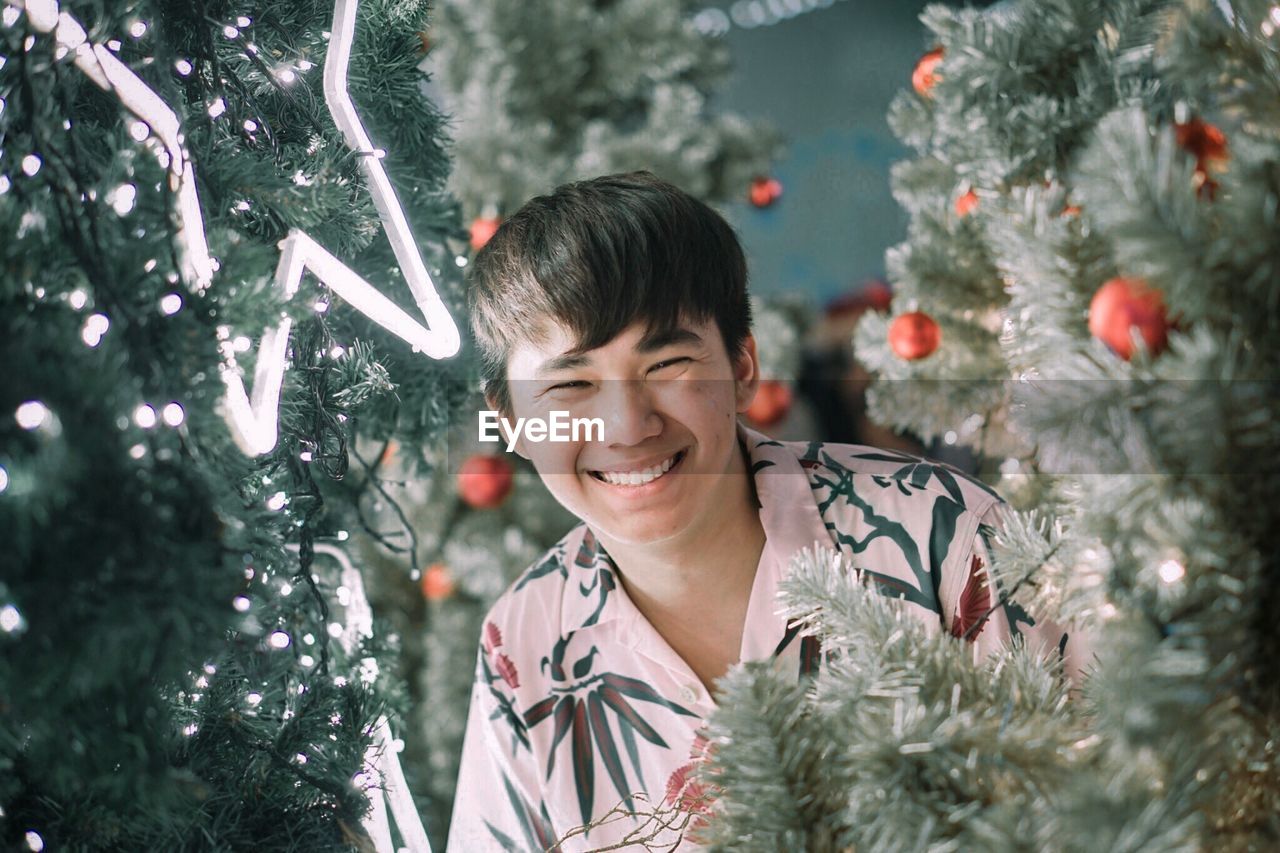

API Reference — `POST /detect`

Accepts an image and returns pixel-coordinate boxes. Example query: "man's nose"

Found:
[600,380,662,447]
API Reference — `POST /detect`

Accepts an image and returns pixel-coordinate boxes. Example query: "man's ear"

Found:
[483,391,530,461]
[733,333,762,414]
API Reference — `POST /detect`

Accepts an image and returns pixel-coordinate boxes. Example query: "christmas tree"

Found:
[1,0,471,848]
[693,0,1280,848]
[421,0,782,241]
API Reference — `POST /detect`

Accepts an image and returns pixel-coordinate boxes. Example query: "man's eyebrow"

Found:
[636,327,704,353]
[535,352,593,376]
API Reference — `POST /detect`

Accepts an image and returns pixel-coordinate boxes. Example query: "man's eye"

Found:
[650,357,691,372]
[549,381,589,391]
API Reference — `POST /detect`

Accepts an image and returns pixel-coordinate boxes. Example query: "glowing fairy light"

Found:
[266,491,287,510]
[1158,559,1186,584]
[232,595,251,612]
[207,97,226,118]
[1,604,24,633]
[24,830,43,851]
[20,154,41,176]
[68,288,88,309]
[133,403,157,428]
[243,119,258,132]
[15,401,49,430]
[2,6,19,26]
[162,402,184,426]
[81,312,109,346]
[107,182,136,215]
[222,25,238,38]
[280,582,293,596]
[246,692,263,706]
[174,58,192,75]
[129,444,146,459]
[159,293,182,314]
[128,20,145,38]
[0,464,8,493]
[236,15,251,27]
[268,630,291,649]
[128,120,149,140]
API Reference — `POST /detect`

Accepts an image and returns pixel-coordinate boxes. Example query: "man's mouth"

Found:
[588,449,687,487]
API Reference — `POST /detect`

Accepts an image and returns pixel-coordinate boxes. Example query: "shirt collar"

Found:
[559,422,834,644]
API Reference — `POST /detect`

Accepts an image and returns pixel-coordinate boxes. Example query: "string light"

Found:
[268,631,291,649]
[266,491,287,511]
[2,6,19,26]
[24,830,43,852]
[207,97,226,118]
[0,464,8,493]
[1,604,24,633]
[1157,559,1186,584]
[162,402,184,426]
[81,313,109,346]
[222,25,238,38]
[174,58,192,76]
[68,289,88,309]
[280,582,293,596]
[107,183,137,215]
[246,692,263,706]
[129,444,146,459]
[128,20,146,38]
[128,120,149,141]
[159,293,182,314]
[20,154,41,176]
[15,401,50,430]
[0,175,10,194]
[236,15,252,27]
[233,595,251,612]
[242,119,258,132]
[133,403,157,428]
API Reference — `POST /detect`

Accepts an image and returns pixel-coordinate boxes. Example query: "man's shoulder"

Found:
[482,521,587,633]
[777,438,1002,515]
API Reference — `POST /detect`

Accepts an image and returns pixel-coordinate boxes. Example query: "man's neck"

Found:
[595,436,766,622]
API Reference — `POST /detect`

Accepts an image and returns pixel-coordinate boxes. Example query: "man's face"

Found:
[499,316,759,548]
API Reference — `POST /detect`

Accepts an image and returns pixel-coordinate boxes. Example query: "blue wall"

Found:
[711,0,941,304]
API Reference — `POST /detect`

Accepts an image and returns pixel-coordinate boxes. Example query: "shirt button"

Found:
[680,684,699,704]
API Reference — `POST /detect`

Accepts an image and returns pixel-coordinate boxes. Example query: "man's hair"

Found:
[468,170,752,415]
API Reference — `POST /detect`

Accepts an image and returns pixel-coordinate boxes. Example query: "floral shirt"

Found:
[447,423,1080,851]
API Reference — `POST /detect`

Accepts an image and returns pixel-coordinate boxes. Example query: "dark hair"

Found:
[468,171,752,415]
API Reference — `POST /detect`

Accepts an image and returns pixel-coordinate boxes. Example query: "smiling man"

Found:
[448,172,1080,851]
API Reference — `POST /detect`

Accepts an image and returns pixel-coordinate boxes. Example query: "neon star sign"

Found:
[11,0,461,457]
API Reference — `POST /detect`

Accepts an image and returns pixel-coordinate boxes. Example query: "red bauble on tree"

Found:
[1174,117,1228,199]
[421,563,455,601]
[955,188,979,217]
[469,216,501,251]
[1088,277,1170,360]
[912,47,944,97]
[457,453,514,508]
[748,176,783,208]
[744,380,793,427]
[888,311,941,360]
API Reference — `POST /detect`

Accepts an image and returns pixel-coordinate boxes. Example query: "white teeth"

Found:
[596,453,679,486]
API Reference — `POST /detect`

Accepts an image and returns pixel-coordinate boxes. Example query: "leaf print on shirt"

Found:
[485,769,561,852]
[525,635,698,831]
[515,543,569,592]
[813,453,940,614]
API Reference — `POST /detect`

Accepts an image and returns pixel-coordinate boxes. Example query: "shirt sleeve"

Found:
[944,501,1093,685]
[447,649,559,852]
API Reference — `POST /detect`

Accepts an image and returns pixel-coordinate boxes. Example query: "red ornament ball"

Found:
[888,311,942,360]
[745,380,793,427]
[912,47,944,97]
[1088,277,1170,360]
[469,216,502,251]
[458,453,515,509]
[955,188,979,217]
[749,176,783,208]
[1174,117,1228,168]
[421,563,455,601]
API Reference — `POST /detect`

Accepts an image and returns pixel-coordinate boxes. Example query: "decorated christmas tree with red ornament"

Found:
[687,0,1280,848]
